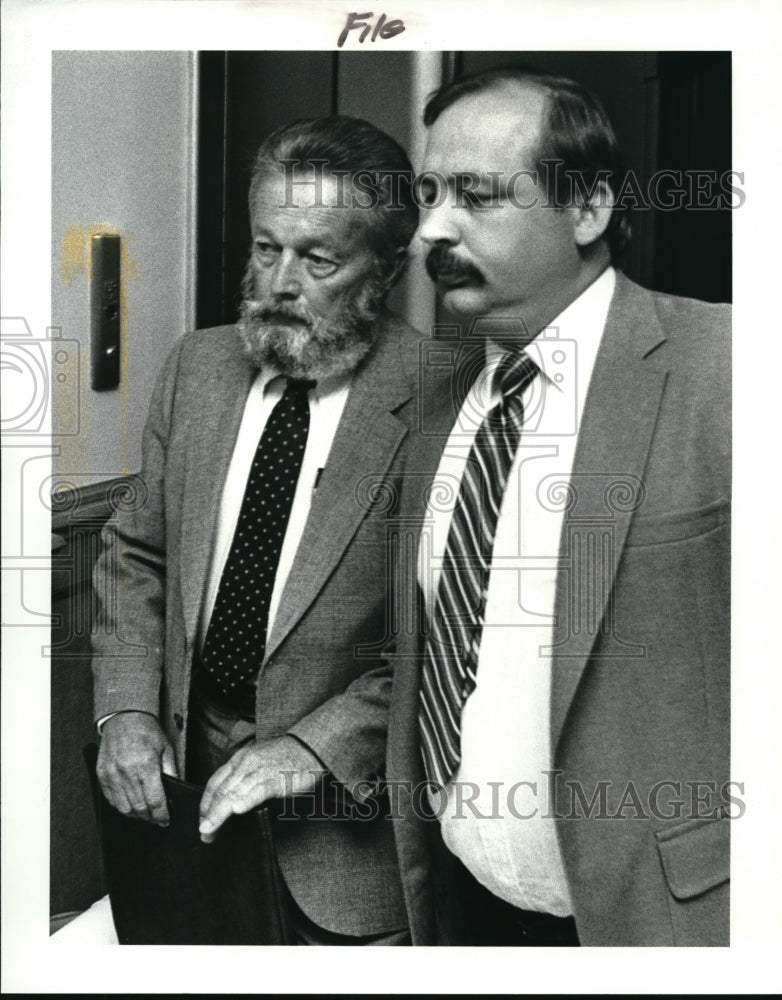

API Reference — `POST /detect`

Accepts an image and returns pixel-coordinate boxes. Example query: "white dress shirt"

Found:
[420,267,616,915]
[196,368,351,654]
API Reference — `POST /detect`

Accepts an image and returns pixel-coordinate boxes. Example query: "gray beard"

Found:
[236,269,386,381]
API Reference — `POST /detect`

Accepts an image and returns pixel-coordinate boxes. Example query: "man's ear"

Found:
[573,181,615,248]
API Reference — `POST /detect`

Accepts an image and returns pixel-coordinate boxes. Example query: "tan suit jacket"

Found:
[386,274,731,945]
[92,310,421,936]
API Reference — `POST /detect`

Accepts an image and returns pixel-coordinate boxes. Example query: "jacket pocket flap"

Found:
[625,497,730,547]
[656,817,730,900]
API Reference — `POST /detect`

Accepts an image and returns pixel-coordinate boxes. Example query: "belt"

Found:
[192,664,257,721]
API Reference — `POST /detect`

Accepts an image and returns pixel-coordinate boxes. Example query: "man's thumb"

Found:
[161,742,178,778]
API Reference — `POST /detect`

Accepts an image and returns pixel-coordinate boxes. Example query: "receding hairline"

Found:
[466,76,553,102]
[426,78,553,169]
[249,162,394,225]
[427,74,556,123]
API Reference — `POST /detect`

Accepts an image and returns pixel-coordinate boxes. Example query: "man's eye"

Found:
[463,191,497,210]
[306,254,338,275]
[254,242,278,261]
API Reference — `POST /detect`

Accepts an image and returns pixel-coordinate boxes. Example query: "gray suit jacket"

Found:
[386,274,731,945]
[92,309,421,936]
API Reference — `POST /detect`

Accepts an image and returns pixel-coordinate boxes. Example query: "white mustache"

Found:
[244,298,316,327]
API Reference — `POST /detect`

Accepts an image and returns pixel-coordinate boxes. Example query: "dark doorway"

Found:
[454,51,732,304]
[197,50,732,331]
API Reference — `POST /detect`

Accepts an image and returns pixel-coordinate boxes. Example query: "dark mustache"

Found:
[425,245,485,286]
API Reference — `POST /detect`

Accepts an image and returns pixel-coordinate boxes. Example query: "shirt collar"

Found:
[487,266,616,395]
[257,366,353,402]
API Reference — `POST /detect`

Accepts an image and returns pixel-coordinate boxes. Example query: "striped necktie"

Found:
[199,377,315,709]
[419,349,539,788]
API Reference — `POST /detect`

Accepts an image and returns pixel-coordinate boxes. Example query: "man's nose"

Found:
[270,251,302,299]
[418,198,461,246]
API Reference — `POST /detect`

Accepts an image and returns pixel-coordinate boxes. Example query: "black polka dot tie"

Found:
[199,377,315,708]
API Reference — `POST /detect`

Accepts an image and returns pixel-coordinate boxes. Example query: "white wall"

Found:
[51,51,196,483]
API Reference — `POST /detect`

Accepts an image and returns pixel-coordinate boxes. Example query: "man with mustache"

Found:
[91,116,420,944]
[387,67,731,945]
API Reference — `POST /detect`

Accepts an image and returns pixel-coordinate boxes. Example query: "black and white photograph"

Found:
[1,0,781,993]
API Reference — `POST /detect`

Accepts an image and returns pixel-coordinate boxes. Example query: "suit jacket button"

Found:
[174,713,184,731]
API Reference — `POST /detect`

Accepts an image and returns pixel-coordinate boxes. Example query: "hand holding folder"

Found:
[84,743,292,945]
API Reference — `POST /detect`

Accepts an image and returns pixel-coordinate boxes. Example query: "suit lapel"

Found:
[550,274,669,752]
[263,315,415,661]
[388,335,499,747]
[387,353,466,936]
[180,335,255,644]
[386,342,472,760]
[398,349,469,547]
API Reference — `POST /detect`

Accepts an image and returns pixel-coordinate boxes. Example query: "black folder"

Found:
[83,743,292,944]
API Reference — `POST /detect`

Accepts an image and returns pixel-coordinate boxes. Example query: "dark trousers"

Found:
[428,821,579,947]
[451,858,580,946]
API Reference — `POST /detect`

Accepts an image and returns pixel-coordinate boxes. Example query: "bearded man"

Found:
[91,116,420,945]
